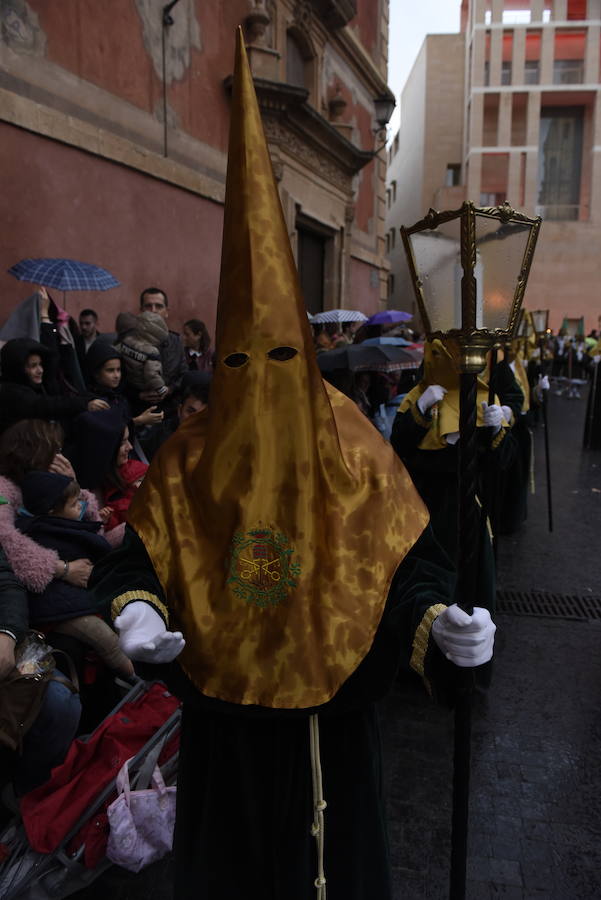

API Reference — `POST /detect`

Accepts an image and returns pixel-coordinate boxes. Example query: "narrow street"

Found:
[382,386,601,899]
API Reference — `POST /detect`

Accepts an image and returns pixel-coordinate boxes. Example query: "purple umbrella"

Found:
[366,309,412,325]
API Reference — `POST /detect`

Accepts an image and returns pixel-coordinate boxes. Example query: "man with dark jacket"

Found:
[139,287,187,403]
[75,308,106,370]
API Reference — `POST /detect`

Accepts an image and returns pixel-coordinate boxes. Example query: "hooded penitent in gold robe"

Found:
[399,339,505,450]
[127,31,429,710]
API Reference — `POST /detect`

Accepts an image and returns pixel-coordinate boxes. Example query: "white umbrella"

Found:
[311,309,368,324]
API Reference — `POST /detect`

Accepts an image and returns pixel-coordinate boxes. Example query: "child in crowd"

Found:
[16,471,133,676]
[85,341,164,430]
[102,426,149,531]
[113,311,169,406]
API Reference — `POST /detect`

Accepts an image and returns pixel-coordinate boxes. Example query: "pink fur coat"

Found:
[0,475,124,592]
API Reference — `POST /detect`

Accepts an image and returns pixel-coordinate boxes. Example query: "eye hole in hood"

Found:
[224,352,250,368]
[267,347,297,361]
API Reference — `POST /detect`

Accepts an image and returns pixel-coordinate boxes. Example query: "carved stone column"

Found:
[243,1,280,81]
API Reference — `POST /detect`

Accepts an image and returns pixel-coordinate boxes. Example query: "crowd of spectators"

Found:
[0,286,213,800]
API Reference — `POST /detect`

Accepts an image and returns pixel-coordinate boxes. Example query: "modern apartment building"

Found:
[387,0,601,332]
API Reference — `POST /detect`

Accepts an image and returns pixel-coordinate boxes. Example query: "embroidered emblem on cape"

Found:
[227,528,301,608]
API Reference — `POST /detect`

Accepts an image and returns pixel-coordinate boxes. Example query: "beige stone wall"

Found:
[385,34,464,317]
[462,2,601,332]
[386,0,601,333]
[423,34,465,212]
[385,40,427,311]
[522,221,601,333]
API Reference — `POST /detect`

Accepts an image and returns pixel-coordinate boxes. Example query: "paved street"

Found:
[72,388,601,900]
[382,386,601,899]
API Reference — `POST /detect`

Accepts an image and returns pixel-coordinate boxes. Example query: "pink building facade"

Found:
[0,1,394,335]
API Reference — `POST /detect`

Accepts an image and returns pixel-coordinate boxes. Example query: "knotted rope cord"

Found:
[309,714,327,899]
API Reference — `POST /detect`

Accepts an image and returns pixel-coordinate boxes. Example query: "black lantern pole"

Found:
[402,202,541,900]
[531,310,553,532]
[485,343,500,561]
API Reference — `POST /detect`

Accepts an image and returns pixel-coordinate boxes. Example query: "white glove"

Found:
[481,401,503,433]
[114,601,185,664]
[418,384,447,415]
[432,604,496,667]
[538,375,550,390]
[593,355,601,365]
[501,405,513,426]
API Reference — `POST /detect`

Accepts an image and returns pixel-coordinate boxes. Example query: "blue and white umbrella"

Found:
[8,257,120,292]
[311,309,368,324]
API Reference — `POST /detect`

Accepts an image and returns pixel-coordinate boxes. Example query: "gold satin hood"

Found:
[128,30,429,709]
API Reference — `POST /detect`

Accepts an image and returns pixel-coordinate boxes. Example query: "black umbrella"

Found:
[316,344,420,373]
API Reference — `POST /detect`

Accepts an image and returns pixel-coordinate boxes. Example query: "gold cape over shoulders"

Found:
[399,339,503,450]
[127,30,429,709]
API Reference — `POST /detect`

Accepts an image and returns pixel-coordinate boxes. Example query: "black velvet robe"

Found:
[90,525,456,900]
[583,361,601,450]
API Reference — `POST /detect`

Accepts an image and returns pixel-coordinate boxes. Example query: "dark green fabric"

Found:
[498,413,531,534]
[390,408,516,612]
[490,359,524,421]
[90,525,456,899]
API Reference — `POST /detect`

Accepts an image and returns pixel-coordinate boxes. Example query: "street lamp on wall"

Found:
[372,91,395,156]
[374,93,395,130]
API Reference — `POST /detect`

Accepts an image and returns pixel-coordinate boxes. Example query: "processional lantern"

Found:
[531,309,549,336]
[515,309,534,357]
[400,201,541,372]
[400,200,542,900]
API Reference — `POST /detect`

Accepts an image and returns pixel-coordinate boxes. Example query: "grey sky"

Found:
[387,0,462,135]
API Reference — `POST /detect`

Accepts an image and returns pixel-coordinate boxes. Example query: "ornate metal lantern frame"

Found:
[530,309,550,337]
[401,201,542,372]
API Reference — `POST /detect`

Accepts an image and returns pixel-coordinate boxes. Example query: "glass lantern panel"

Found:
[516,310,529,337]
[474,214,533,332]
[408,218,463,332]
[531,309,549,334]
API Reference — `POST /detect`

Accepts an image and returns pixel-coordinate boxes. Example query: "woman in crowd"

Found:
[0,288,85,394]
[182,319,213,371]
[0,338,107,434]
[102,425,148,532]
[16,470,133,676]
[0,419,99,595]
[0,546,81,797]
[0,418,128,729]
